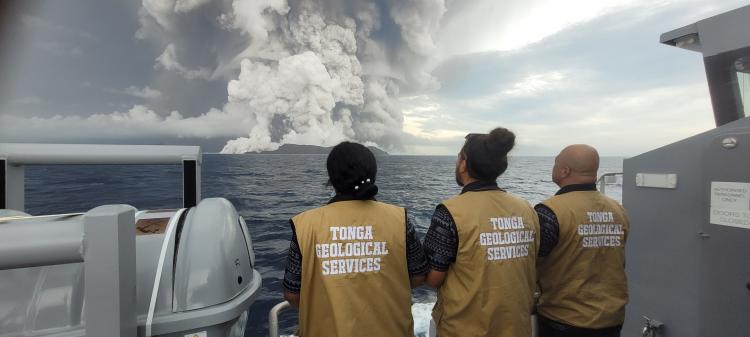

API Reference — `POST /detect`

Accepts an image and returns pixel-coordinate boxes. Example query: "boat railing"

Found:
[0,143,202,212]
[597,172,623,195]
[269,301,292,337]
[0,204,138,336]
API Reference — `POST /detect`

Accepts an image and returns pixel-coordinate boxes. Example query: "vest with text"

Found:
[293,200,413,337]
[538,190,629,329]
[433,190,540,337]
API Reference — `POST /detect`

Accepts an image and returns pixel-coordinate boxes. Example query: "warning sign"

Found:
[710,182,750,229]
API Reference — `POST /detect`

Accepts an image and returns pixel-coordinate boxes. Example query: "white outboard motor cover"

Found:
[0,198,261,337]
[173,198,255,311]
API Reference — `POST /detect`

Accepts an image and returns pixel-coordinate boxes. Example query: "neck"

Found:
[558,176,596,188]
[462,176,479,187]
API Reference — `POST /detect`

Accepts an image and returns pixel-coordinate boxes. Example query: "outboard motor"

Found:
[0,144,262,337]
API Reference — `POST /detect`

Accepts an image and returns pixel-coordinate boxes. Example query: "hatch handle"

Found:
[641,315,664,337]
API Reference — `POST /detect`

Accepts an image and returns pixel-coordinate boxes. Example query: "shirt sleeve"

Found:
[405,210,428,277]
[283,219,302,294]
[535,203,560,258]
[423,204,458,272]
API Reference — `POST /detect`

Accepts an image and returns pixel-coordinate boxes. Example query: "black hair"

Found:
[326,141,378,199]
[461,127,515,181]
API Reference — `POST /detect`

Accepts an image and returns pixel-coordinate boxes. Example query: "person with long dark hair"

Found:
[282,141,427,337]
[423,127,540,337]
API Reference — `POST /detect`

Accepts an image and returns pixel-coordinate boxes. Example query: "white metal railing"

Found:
[597,172,623,195]
[0,205,138,336]
[0,143,200,165]
[269,301,292,337]
[0,217,84,269]
[0,143,202,211]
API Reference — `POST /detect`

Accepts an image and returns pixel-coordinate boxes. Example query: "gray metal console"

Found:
[623,5,750,337]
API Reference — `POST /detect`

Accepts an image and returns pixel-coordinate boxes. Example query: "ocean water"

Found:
[24,155,623,337]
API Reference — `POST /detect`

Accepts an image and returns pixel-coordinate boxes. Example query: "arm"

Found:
[284,290,300,308]
[282,220,302,308]
[411,274,426,288]
[422,205,458,289]
[425,269,446,288]
[535,204,559,258]
[405,210,428,288]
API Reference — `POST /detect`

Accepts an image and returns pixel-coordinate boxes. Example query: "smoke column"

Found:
[137,0,446,153]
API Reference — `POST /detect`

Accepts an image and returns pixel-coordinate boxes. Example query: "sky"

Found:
[0,0,747,155]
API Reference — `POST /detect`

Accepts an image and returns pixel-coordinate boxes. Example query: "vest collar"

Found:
[328,194,376,204]
[555,183,597,195]
[460,181,502,194]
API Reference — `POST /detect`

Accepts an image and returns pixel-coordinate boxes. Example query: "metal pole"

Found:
[83,205,137,337]
[0,143,200,165]
[0,219,84,270]
[1,159,5,209]
[3,161,24,211]
[268,301,291,337]
[183,159,201,208]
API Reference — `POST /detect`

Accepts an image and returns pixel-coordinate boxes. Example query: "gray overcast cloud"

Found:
[0,0,747,155]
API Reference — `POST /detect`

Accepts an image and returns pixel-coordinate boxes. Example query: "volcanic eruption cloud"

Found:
[138,0,446,153]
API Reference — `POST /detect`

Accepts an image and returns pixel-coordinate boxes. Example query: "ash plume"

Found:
[137,0,446,153]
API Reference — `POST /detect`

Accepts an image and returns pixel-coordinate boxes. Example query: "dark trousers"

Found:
[537,315,622,337]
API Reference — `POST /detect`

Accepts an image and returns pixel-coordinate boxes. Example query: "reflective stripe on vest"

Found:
[293,200,413,337]
[433,190,539,337]
[538,191,629,329]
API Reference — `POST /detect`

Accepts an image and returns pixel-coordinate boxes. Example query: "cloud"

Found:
[390,0,447,56]
[0,105,251,142]
[398,82,715,156]
[10,96,43,106]
[174,0,212,12]
[8,0,746,156]
[221,52,352,153]
[155,44,212,80]
[135,0,447,153]
[459,71,569,110]
[124,86,163,99]
[107,86,164,99]
[21,15,96,41]
[508,83,715,155]
[401,95,465,141]
[437,0,658,59]
[35,41,83,57]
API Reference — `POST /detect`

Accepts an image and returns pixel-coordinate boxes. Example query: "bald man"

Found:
[535,145,629,337]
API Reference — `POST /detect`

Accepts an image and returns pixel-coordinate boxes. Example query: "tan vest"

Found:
[433,190,540,337]
[293,200,413,337]
[538,191,629,329]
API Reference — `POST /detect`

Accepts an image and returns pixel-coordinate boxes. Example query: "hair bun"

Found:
[487,127,515,156]
[353,183,378,199]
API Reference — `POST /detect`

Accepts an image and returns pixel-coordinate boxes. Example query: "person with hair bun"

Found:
[423,127,540,337]
[282,141,427,337]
